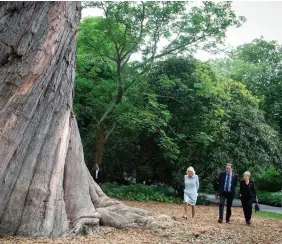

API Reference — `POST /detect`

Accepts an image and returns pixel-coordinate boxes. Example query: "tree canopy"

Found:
[75,2,282,192]
[76,1,245,170]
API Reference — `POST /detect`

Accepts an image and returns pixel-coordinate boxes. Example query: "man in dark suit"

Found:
[91,164,104,185]
[218,163,238,224]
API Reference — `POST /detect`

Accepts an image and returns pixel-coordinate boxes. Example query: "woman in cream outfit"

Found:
[183,166,199,219]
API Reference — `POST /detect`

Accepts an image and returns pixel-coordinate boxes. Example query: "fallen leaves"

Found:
[1,201,282,243]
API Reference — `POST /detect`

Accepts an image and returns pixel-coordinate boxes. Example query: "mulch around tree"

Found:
[2,200,282,244]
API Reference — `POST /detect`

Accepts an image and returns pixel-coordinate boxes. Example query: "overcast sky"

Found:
[82,1,282,61]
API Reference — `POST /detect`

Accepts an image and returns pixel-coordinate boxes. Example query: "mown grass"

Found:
[254,211,282,220]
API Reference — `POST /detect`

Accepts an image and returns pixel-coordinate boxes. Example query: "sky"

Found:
[82,1,282,61]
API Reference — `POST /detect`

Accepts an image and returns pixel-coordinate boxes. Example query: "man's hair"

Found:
[226,163,232,168]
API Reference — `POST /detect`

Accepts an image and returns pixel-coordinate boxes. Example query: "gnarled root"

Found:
[63,120,172,237]
[97,204,156,229]
[65,217,100,236]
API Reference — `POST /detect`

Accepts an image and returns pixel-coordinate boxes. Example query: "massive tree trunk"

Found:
[0,2,159,237]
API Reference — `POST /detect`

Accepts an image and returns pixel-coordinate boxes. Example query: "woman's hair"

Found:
[243,171,251,177]
[187,166,195,174]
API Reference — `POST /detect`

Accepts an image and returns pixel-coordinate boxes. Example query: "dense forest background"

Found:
[74,2,282,194]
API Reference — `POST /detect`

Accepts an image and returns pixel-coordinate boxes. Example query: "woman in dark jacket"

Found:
[240,171,258,225]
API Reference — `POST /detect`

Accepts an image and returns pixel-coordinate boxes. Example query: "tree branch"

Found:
[120,2,145,66]
[145,100,190,144]
[135,34,208,70]
[142,92,184,104]
[105,122,116,142]
[94,82,113,101]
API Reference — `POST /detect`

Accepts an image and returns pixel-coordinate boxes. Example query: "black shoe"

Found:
[218,219,223,223]
[246,221,251,225]
[226,220,230,224]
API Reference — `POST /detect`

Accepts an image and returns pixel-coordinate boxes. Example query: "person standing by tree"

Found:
[183,167,199,219]
[91,164,104,185]
[218,164,238,223]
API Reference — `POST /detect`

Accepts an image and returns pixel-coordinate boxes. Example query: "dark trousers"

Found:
[241,198,253,222]
[219,192,233,221]
[94,178,102,185]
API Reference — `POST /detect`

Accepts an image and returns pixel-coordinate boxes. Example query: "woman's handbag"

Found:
[254,202,260,212]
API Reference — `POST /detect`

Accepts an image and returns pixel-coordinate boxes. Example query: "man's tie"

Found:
[225,173,230,192]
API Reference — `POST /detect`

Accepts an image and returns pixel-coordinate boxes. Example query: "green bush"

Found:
[199,181,215,194]
[197,194,209,205]
[101,183,209,205]
[257,191,282,207]
[253,166,281,192]
[101,183,182,203]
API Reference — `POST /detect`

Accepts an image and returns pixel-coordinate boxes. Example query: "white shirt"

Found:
[95,169,99,179]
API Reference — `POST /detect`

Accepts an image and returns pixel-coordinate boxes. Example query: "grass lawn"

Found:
[254,210,282,220]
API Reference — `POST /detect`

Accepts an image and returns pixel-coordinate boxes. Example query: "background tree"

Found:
[145,57,282,191]
[212,38,282,135]
[78,1,244,170]
[76,55,282,193]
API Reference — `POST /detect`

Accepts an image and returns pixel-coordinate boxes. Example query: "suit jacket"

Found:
[91,169,104,184]
[218,171,238,197]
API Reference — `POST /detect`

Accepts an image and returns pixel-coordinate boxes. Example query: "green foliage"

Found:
[146,57,282,187]
[101,183,209,205]
[199,181,215,194]
[257,191,282,207]
[75,53,282,188]
[101,183,182,203]
[212,38,282,138]
[75,1,244,169]
[253,166,282,192]
[221,81,282,174]
[197,194,209,206]
[136,165,153,184]
[83,2,243,64]
[75,2,282,193]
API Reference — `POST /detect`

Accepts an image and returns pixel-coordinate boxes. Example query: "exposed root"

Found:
[64,217,100,236]
[96,203,172,230]
[87,173,173,231]
[63,203,172,237]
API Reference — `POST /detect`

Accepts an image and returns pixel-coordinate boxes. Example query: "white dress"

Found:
[184,174,199,205]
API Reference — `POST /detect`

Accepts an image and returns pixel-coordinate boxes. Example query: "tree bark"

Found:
[92,86,123,170]
[94,123,105,168]
[0,2,158,237]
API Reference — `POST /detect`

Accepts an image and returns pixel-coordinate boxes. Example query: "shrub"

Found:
[101,183,182,203]
[253,166,281,192]
[101,183,209,205]
[197,193,209,205]
[257,191,282,207]
[199,181,215,194]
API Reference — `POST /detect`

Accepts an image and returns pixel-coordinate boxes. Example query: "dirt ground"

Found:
[2,201,282,244]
